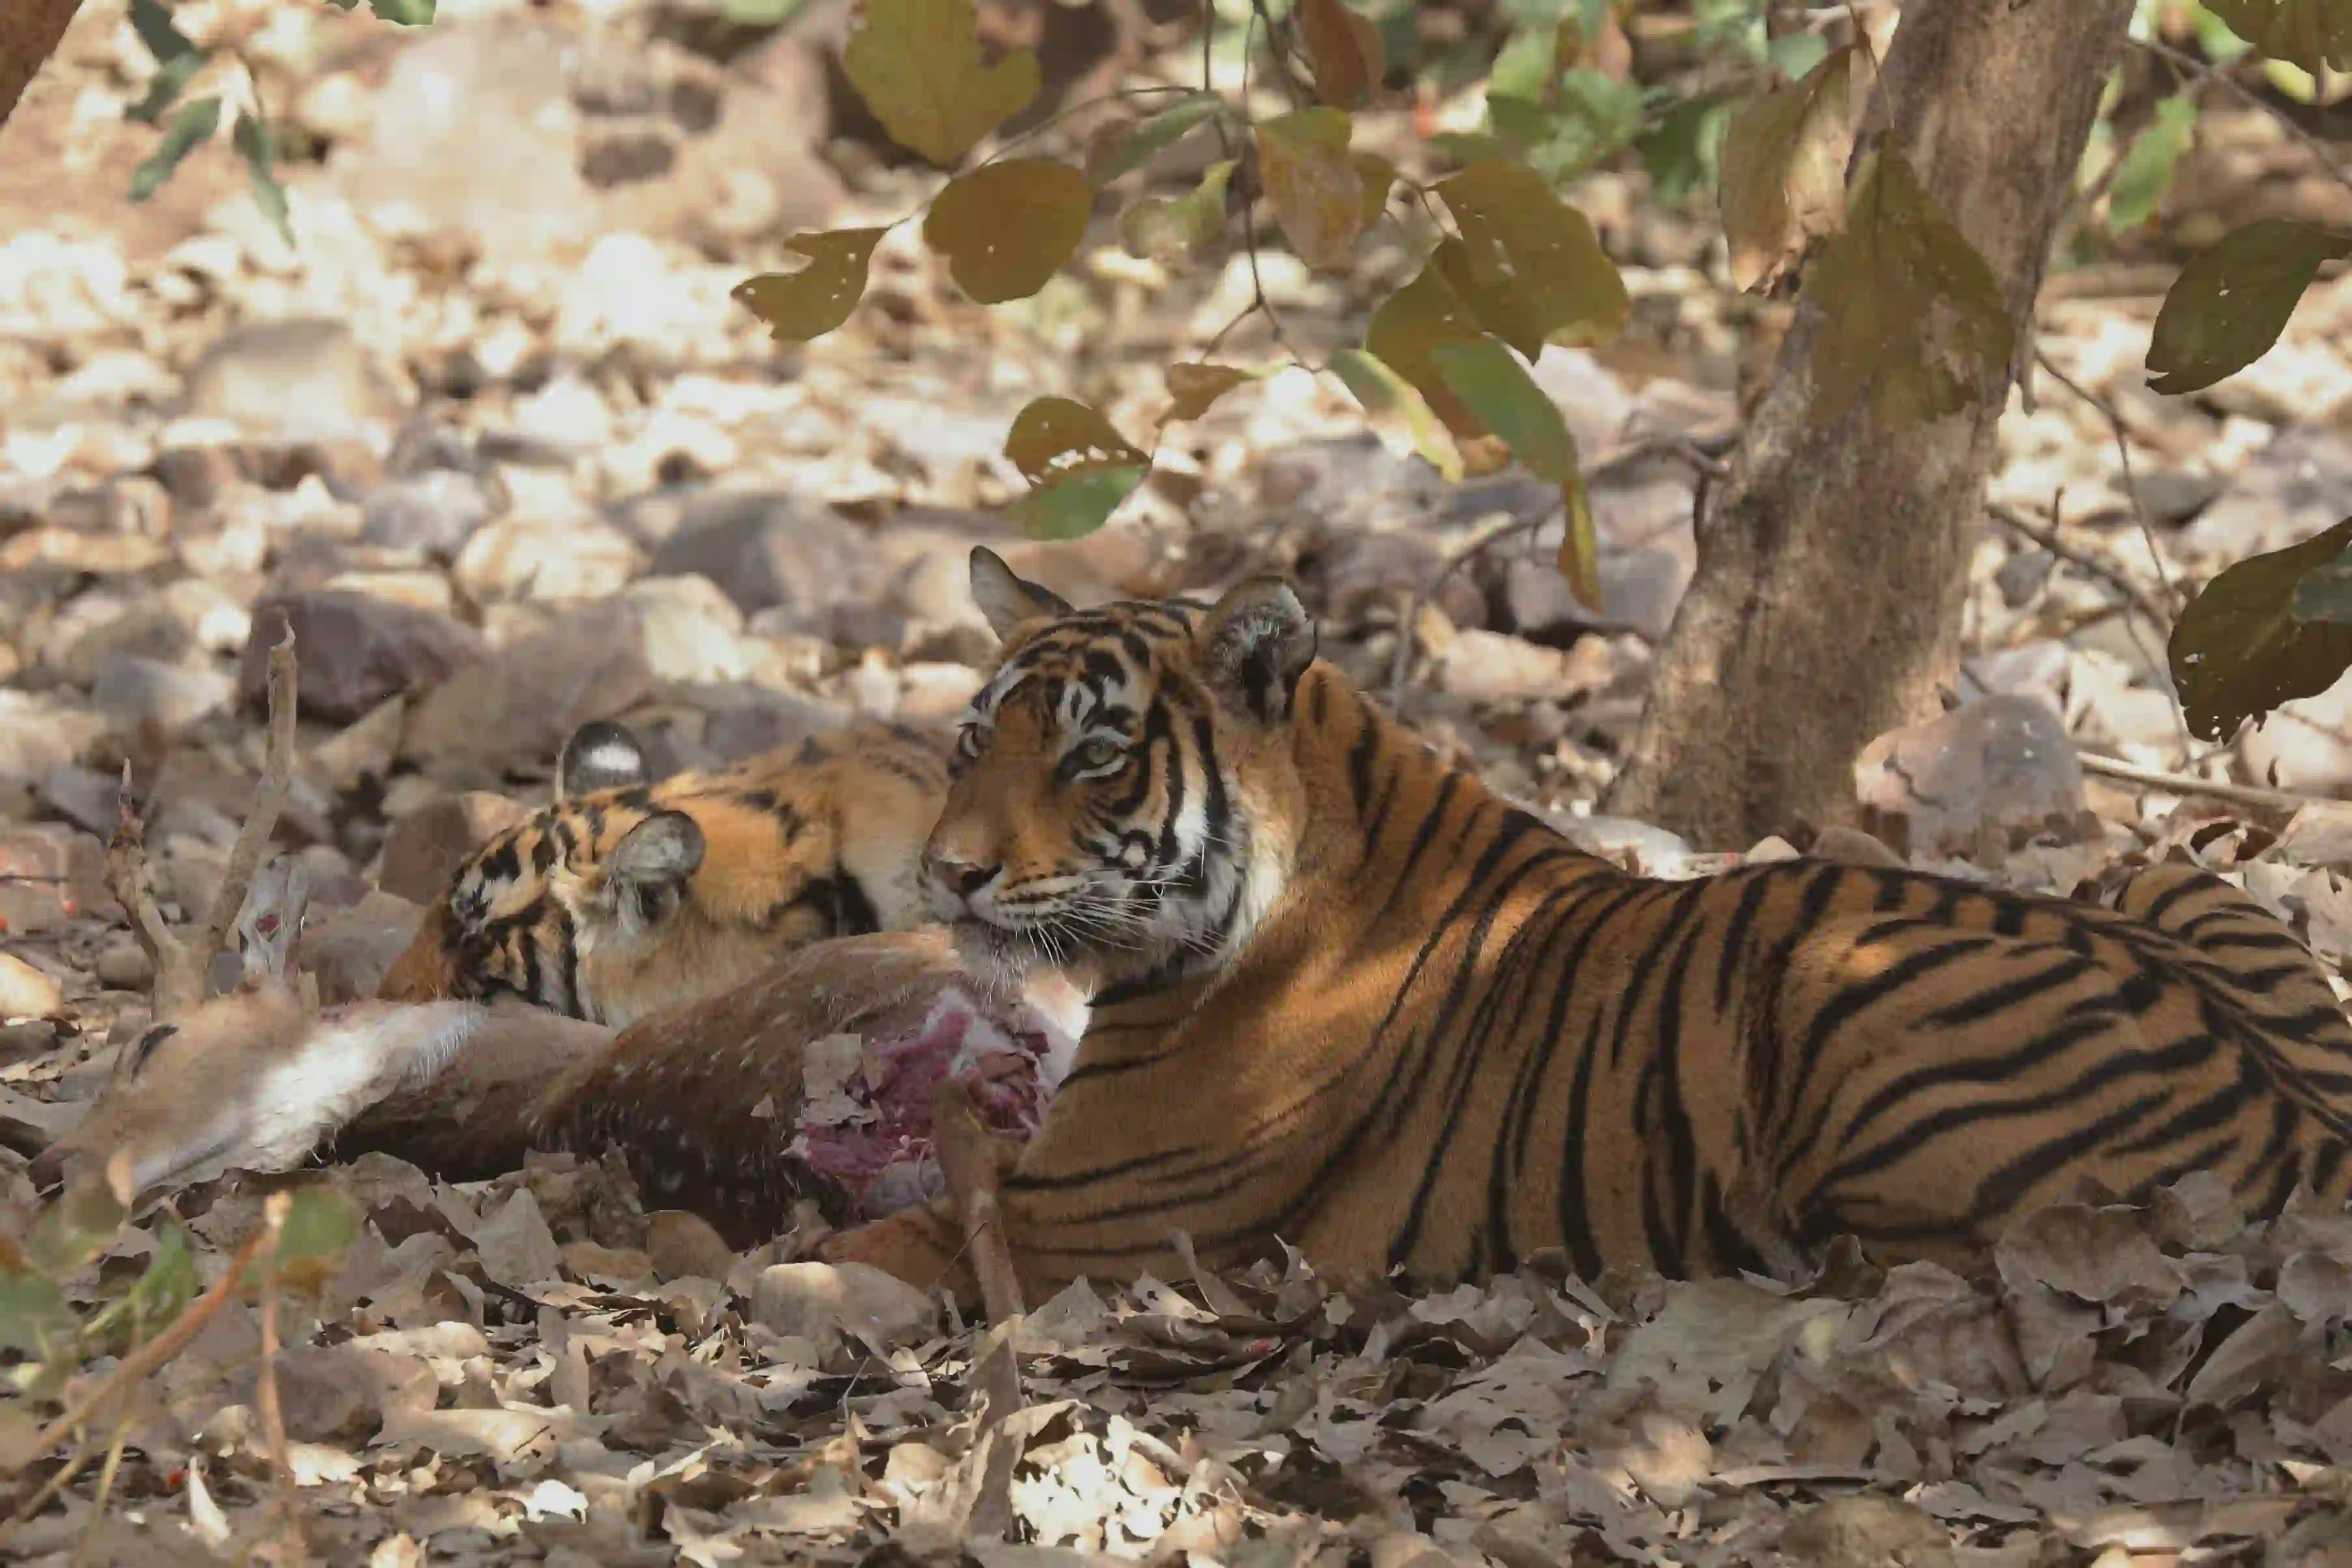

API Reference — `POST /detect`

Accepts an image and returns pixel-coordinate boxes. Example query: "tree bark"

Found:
[0,0,83,136]
[1604,0,2137,849]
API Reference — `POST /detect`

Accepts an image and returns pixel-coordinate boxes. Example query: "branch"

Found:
[2134,34,2352,204]
[2032,348,2183,618]
[2075,749,2321,816]
[110,622,301,1021]
[1985,500,2174,631]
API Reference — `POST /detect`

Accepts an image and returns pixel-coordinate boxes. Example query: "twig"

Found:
[107,621,299,1021]
[2032,348,2183,618]
[64,1402,133,1568]
[0,1435,92,1549]
[1985,500,2174,631]
[1384,433,1734,704]
[932,1082,1025,1324]
[187,627,299,1011]
[3,1222,274,1478]
[253,1192,305,1560]
[2075,749,2322,816]
[2135,34,2352,204]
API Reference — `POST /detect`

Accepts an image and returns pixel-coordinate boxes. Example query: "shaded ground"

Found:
[7,1,2352,1562]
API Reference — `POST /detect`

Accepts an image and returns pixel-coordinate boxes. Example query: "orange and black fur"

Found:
[378,720,951,1026]
[827,548,2352,1302]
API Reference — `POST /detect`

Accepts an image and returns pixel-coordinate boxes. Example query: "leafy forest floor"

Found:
[7,1,2352,1563]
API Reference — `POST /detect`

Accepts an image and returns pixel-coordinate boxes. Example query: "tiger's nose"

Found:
[925,849,1000,901]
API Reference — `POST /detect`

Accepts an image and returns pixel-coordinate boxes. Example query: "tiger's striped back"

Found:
[823,553,2352,1302]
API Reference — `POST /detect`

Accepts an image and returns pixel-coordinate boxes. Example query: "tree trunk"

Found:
[0,0,82,135]
[1604,0,2137,850]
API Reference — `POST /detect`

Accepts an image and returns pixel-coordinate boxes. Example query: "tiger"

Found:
[377,717,952,1026]
[823,545,2352,1306]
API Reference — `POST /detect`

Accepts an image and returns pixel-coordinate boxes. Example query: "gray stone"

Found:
[240,591,490,724]
[400,599,658,783]
[648,490,889,624]
[361,469,501,560]
[1854,695,2091,858]
[176,318,407,439]
[378,793,527,903]
[2184,428,2352,560]
[91,655,234,736]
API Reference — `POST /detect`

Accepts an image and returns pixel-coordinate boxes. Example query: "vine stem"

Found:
[2135,34,2352,203]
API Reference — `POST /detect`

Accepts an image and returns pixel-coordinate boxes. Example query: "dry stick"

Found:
[2135,34,2352,203]
[0,1435,92,1550]
[107,624,300,1021]
[64,1404,133,1568]
[2032,349,2184,618]
[2075,749,2322,816]
[2,1222,274,1479]
[931,1081,1026,1325]
[1984,501,2175,631]
[252,1192,305,1562]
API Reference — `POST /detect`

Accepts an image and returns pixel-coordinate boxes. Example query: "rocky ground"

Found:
[7,0,2352,1563]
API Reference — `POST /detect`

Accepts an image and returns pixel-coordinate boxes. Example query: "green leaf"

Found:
[129,95,221,202]
[1008,467,1148,540]
[732,227,889,342]
[1254,107,1366,271]
[0,1267,74,1360]
[923,159,1093,304]
[268,1186,363,1299]
[2170,516,2352,741]
[1084,92,1226,186]
[129,0,199,64]
[720,0,805,21]
[25,1174,128,1278]
[1805,146,2015,428]
[82,1221,201,1354]
[842,0,1040,167]
[1327,348,1463,483]
[369,0,436,20]
[128,49,207,125]
[2293,539,2352,625]
[1120,159,1234,261]
[2146,217,2352,396]
[1717,44,1865,292]
[1484,69,1646,186]
[1162,362,1258,423]
[2106,92,2197,234]
[1556,470,1602,612]
[1430,335,1579,483]
[234,112,292,245]
[1364,252,1488,441]
[1434,156,1628,357]
[1639,96,1728,206]
[2201,0,2352,75]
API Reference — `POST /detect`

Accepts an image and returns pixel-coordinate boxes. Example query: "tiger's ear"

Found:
[559,721,651,802]
[970,546,1073,641]
[1198,577,1318,724]
[603,810,705,938]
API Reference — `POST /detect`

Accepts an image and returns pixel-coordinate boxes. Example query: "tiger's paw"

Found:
[820,1203,982,1311]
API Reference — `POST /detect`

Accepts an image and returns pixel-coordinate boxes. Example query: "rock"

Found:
[2127,467,2225,527]
[1806,825,1905,868]
[0,691,105,786]
[400,600,659,782]
[622,575,747,684]
[300,892,426,1003]
[644,1211,736,1282]
[377,793,528,903]
[1854,695,2092,859]
[2243,675,2352,795]
[176,318,406,439]
[648,491,889,626]
[0,824,111,935]
[2184,428,2352,560]
[454,516,641,604]
[241,591,490,724]
[329,18,598,266]
[90,654,234,736]
[148,444,249,514]
[752,1261,938,1358]
[94,939,154,991]
[0,952,64,1020]
[36,766,122,838]
[1433,629,1611,706]
[361,469,501,560]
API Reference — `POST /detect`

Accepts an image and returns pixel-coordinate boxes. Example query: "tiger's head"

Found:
[377,721,716,1025]
[922,547,1320,989]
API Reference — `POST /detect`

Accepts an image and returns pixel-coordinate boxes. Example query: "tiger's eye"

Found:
[1077,737,1124,770]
